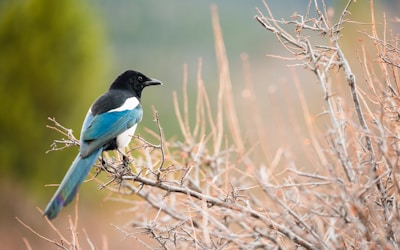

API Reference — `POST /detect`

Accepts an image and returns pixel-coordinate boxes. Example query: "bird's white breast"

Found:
[116,123,137,149]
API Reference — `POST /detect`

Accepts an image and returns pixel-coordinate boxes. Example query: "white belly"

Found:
[116,124,137,149]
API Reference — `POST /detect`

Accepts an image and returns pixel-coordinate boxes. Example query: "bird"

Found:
[43,70,162,220]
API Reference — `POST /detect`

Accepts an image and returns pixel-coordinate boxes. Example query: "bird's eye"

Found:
[138,76,143,82]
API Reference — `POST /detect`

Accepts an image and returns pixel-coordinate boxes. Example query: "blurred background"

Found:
[0,0,397,249]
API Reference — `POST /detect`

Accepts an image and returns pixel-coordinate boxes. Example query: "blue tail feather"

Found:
[43,148,102,220]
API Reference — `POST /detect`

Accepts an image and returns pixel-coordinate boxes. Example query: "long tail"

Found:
[43,148,102,220]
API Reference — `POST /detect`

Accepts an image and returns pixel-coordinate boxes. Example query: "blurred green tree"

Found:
[0,0,108,192]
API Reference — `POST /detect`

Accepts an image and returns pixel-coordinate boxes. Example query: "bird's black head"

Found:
[110,70,162,98]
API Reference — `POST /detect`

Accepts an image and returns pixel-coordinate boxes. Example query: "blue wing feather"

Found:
[80,106,143,157]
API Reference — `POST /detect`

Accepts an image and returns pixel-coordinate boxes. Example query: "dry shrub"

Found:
[19,1,400,249]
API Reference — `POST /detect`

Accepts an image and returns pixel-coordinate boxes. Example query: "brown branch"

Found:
[120,173,315,249]
[16,217,68,249]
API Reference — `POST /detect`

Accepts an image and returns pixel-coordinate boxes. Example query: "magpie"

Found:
[44,70,162,220]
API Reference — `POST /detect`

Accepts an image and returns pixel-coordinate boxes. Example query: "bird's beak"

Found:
[144,78,163,86]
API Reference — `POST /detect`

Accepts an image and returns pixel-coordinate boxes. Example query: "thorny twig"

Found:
[152,106,165,171]
[46,117,79,153]
[255,1,358,182]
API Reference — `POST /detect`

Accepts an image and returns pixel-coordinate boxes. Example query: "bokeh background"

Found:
[0,0,397,249]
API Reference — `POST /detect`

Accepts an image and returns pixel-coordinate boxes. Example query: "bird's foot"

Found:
[122,155,129,167]
[101,152,108,167]
[117,149,131,167]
